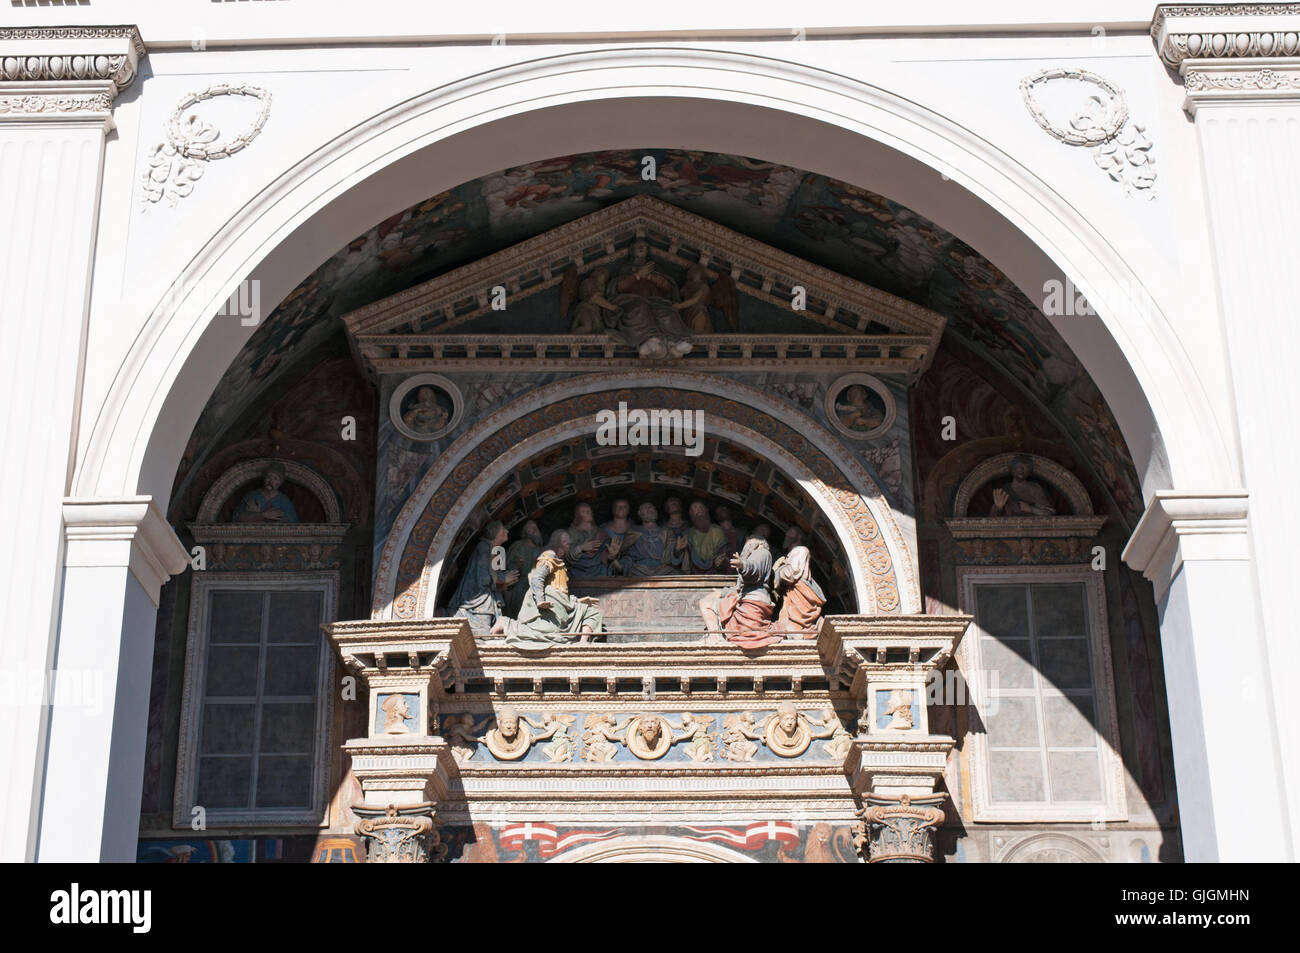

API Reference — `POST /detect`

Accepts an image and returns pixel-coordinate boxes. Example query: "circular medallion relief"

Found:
[390,373,463,442]
[825,374,896,441]
[625,715,674,760]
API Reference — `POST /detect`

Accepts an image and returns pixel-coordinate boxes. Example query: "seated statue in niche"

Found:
[698,536,780,649]
[602,240,694,359]
[504,520,544,617]
[402,386,449,434]
[498,530,605,649]
[676,500,730,573]
[990,456,1057,517]
[450,520,518,636]
[565,502,610,576]
[774,545,826,637]
[617,502,675,576]
[234,464,299,523]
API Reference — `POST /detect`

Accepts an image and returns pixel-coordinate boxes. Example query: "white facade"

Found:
[0,1,1295,861]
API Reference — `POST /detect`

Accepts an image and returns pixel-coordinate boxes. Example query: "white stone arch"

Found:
[374,370,918,619]
[549,834,759,863]
[75,46,1234,518]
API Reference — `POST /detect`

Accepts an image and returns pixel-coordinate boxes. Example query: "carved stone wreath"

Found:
[1020,68,1129,146]
[1020,68,1157,198]
[140,83,272,209]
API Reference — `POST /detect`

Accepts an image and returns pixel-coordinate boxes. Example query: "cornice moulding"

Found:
[62,496,189,605]
[1121,490,1250,598]
[1152,4,1300,66]
[0,24,145,120]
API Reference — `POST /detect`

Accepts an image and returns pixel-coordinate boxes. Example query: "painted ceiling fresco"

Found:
[177,149,1141,527]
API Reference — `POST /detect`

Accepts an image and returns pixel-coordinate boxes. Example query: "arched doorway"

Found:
[51,49,1230,863]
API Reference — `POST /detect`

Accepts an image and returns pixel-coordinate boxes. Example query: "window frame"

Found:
[173,571,338,828]
[957,564,1127,823]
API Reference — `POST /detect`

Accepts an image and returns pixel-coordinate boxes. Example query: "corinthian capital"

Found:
[0,25,145,122]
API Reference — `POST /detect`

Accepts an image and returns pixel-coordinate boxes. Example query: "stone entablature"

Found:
[0,26,145,121]
[1152,4,1300,110]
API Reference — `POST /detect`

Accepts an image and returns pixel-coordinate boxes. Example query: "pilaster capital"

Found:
[62,496,189,606]
[0,25,145,125]
[1152,4,1300,112]
[1121,490,1250,599]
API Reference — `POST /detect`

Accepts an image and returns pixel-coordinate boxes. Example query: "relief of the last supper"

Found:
[131,149,1176,864]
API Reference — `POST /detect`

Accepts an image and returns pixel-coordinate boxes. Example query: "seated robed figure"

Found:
[773,545,825,637]
[698,536,781,649]
[449,520,519,636]
[497,529,605,649]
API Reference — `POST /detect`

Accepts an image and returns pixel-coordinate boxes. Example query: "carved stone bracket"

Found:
[853,792,946,863]
[0,26,144,124]
[353,802,446,863]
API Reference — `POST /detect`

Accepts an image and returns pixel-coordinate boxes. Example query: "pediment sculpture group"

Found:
[442,701,853,763]
[561,239,738,359]
[447,497,827,649]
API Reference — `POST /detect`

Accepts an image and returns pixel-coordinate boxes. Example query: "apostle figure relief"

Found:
[234,464,299,523]
[990,455,1057,517]
[443,497,826,649]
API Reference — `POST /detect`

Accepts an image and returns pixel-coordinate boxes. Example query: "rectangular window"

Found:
[175,575,336,827]
[958,568,1126,823]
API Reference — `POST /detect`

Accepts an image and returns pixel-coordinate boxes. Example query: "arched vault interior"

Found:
[169,149,1143,536]
[439,432,858,614]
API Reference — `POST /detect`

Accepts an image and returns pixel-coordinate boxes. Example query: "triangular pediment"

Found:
[342,196,945,376]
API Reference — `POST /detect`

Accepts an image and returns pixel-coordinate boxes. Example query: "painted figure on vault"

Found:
[499,529,605,649]
[450,520,519,635]
[401,385,450,434]
[235,463,299,523]
[698,536,780,649]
